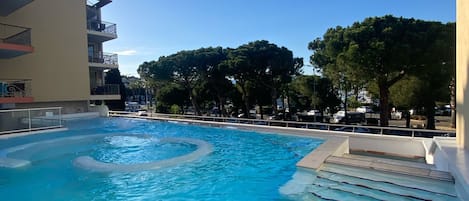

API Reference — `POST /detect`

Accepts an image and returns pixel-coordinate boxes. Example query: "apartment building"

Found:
[0,0,120,114]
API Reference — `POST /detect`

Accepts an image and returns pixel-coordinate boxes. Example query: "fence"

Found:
[0,107,63,134]
[108,111,455,138]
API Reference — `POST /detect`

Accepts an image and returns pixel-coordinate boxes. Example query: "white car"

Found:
[356,106,373,113]
[391,111,402,120]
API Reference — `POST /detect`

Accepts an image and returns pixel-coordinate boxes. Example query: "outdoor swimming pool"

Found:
[0,118,323,200]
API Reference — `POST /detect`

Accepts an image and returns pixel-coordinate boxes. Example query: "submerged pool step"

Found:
[317,169,458,201]
[308,183,380,201]
[325,155,453,182]
[321,163,457,198]
[313,176,420,201]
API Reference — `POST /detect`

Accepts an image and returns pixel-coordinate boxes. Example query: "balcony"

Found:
[90,84,120,100]
[87,20,117,43]
[0,79,34,104]
[0,23,34,59]
[87,0,112,8]
[89,52,118,69]
[0,0,34,16]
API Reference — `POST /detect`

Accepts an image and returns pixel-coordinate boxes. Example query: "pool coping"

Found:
[0,127,68,140]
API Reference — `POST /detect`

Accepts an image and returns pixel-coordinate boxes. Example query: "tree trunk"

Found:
[218,96,226,117]
[425,105,436,130]
[344,84,348,124]
[260,105,264,119]
[379,84,390,127]
[239,83,250,116]
[271,88,278,115]
[189,89,201,116]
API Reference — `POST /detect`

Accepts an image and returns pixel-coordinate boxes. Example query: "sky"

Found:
[101,0,456,77]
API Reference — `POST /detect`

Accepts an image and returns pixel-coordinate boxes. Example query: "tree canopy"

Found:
[309,15,455,127]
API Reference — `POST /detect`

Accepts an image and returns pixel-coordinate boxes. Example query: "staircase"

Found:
[305,154,458,201]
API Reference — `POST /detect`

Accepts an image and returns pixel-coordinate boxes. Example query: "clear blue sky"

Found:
[102,0,455,76]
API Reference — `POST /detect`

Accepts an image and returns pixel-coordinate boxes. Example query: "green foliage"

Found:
[289,75,341,112]
[155,83,188,112]
[104,69,126,111]
[223,40,302,114]
[309,15,454,127]
[170,104,182,114]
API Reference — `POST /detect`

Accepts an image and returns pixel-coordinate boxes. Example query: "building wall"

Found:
[0,0,90,103]
[457,0,469,149]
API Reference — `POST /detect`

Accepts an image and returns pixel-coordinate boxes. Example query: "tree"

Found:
[224,40,301,116]
[289,75,341,112]
[138,47,226,115]
[104,69,126,110]
[310,15,451,127]
[155,83,188,113]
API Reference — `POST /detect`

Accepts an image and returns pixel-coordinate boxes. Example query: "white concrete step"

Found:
[321,163,457,197]
[326,155,453,182]
[317,169,458,201]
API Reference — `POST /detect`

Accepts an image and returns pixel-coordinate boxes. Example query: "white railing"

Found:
[0,107,63,135]
[108,111,456,138]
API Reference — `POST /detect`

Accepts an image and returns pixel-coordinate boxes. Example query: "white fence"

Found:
[108,111,455,138]
[0,107,63,134]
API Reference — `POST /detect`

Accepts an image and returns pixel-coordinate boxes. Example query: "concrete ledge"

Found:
[433,137,469,200]
[326,155,452,182]
[62,112,99,120]
[0,127,67,139]
[297,137,349,170]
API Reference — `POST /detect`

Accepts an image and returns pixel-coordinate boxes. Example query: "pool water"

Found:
[0,118,323,200]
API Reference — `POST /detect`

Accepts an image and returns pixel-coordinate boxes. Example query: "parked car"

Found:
[356,106,373,113]
[297,110,323,122]
[391,111,402,120]
[269,112,293,121]
[330,111,365,124]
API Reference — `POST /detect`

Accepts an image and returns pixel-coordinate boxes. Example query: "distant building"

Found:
[0,0,119,113]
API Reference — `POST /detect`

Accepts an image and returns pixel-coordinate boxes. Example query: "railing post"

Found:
[380,128,383,135]
[59,108,62,127]
[412,130,415,138]
[28,109,32,132]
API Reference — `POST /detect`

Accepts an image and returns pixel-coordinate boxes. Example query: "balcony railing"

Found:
[0,107,63,135]
[89,52,118,66]
[87,0,111,8]
[91,84,120,95]
[0,23,31,46]
[0,79,32,98]
[87,20,117,36]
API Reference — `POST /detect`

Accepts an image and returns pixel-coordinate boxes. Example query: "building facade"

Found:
[0,0,119,114]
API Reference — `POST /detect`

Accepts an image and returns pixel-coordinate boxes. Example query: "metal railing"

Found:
[86,0,99,6]
[91,84,120,95]
[0,107,63,135]
[108,111,456,138]
[87,20,117,35]
[0,23,31,46]
[89,52,118,66]
[0,79,32,98]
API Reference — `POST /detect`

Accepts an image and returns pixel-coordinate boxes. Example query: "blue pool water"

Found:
[0,118,323,200]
